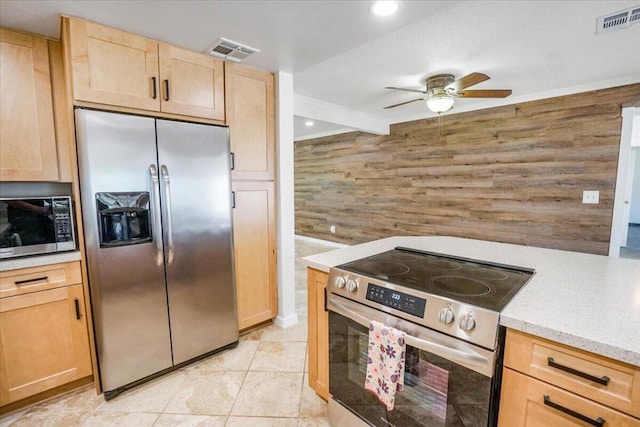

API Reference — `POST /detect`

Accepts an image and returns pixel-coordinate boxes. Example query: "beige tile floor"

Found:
[0,238,337,427]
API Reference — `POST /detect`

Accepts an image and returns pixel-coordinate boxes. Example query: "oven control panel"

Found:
[328,267,501,349]
[365,284,426,318]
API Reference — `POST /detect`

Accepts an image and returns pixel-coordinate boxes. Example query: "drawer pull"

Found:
[74,298,81,320]
[14,276,48,285]
[547,357,610,385]
[543,395,605,427]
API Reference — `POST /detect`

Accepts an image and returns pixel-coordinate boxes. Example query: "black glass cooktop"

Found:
[337,247,535,311]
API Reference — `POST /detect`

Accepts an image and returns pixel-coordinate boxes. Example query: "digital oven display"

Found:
[365,284,426,317]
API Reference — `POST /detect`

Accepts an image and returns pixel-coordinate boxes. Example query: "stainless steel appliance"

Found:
[75,109,238,399]
[0,196,75,259]
[327,247,534,427]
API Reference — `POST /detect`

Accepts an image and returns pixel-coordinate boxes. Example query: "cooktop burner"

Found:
[337,247,534,311]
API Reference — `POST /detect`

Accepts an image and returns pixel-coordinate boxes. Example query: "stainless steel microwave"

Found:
[0,196,76,259]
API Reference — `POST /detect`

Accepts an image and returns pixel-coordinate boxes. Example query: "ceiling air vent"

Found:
[630,7,640,24]
[205,38,259,63]
[597,6,640,34]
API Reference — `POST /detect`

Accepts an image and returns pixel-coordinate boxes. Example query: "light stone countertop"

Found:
[0,251,82,272]
[302,236,640,366]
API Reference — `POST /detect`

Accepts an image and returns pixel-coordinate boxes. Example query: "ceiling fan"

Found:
[384,73,512,114]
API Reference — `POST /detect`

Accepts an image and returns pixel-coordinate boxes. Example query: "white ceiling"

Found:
[2,1,639,139]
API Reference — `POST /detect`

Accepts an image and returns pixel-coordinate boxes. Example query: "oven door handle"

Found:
[328,295,496,377]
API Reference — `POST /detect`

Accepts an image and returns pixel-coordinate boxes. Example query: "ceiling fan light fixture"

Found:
[370,1,399,16]
[426,94,454,114]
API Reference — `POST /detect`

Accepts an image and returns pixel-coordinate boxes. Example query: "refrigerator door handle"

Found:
[149,164,163,266]
[160,164,175,264]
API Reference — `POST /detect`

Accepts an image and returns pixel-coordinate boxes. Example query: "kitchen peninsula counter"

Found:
[302,236,640,366]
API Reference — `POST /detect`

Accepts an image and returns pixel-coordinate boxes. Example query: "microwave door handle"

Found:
[149,164,163,266]
[160,165,174,265]
[328,296,493,376]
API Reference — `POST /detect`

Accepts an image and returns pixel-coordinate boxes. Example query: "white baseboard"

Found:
[295,234,349,248]
[274,313,299,328]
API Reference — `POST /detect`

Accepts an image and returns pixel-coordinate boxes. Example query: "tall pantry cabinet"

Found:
[225,63,278,330]
[0,26,93,413]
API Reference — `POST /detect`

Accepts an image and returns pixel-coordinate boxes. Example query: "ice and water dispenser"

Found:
[96,192,152,247]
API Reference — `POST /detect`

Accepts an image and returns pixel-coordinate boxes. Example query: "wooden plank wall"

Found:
[294,84,640,255]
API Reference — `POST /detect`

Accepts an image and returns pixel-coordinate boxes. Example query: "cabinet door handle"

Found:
[324,287,328,312]
[164,79,170,101]
[151,77,157,99]
[230,152,235,170]
[231,191,236,209]
[74,298,81,320]
[543,395,605,427]
[15,276,48,285]
[547,357,610,385]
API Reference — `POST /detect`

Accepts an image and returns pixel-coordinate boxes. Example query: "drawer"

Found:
[0,262,82,298]
[505,329,640,418]
[499,368,640,427]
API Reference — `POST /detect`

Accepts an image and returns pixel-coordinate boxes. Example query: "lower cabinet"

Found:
[499,329,640,426]
[307,267,329,400]
[499,368,639,426]
[0,262,92,408]
[232,180,277,330]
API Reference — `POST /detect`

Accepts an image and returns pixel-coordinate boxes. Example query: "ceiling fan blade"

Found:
[384,97,427,109]
[445,73,490,92]
[456,89,512,98]
[385,86,428,94]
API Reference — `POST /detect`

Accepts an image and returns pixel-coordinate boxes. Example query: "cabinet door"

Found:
[0,28,58,181]
[225,63,275,180]
[307,268,329,400]
[232,181,276,330]
[158,43,225,120]
[0,284,92,406]
[498,368,640,427]
[65,17,160,111]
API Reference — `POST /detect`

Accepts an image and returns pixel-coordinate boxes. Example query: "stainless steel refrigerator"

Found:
[75,109,238,399]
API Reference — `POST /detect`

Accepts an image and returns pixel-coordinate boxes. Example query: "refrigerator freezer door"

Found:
[75,109,173,392]
[156,120,238,364]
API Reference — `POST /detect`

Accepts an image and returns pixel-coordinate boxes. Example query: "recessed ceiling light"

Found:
[370,1,399,17]
[305,120,315,127]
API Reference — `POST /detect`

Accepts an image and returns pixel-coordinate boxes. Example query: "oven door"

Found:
[328,293,501,427]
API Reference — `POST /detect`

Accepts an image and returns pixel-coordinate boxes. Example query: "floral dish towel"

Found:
[364,320,407,410]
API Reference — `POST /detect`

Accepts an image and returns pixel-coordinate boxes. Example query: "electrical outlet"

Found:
[330,225,336,234]
[582,190,599,204]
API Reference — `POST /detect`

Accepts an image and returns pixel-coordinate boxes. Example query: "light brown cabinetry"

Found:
[225,63,275,180]
[232,181,277,330]
[227,63,277,331]
[63,17,225,120]
[0,28,58,181]
[0,262,92,407]
[499,329,640,426]
[307,267,329,400]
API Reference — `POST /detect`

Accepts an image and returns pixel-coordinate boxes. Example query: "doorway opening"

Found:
[610,107,640,259]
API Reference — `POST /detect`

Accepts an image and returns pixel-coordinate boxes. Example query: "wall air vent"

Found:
[205,38,259,63]
[597,6,640,34]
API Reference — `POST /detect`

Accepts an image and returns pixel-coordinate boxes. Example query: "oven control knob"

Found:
[438,307,455,324]
[459,312,476,331]
[346,279,358,293]
[334,276,346,289]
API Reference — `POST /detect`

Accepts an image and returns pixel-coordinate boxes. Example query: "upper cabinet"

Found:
[158,43,224,120]
[0,28,59,181]
[64,18,160,112]
[62,17,225,121]
[225,63,275,180]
